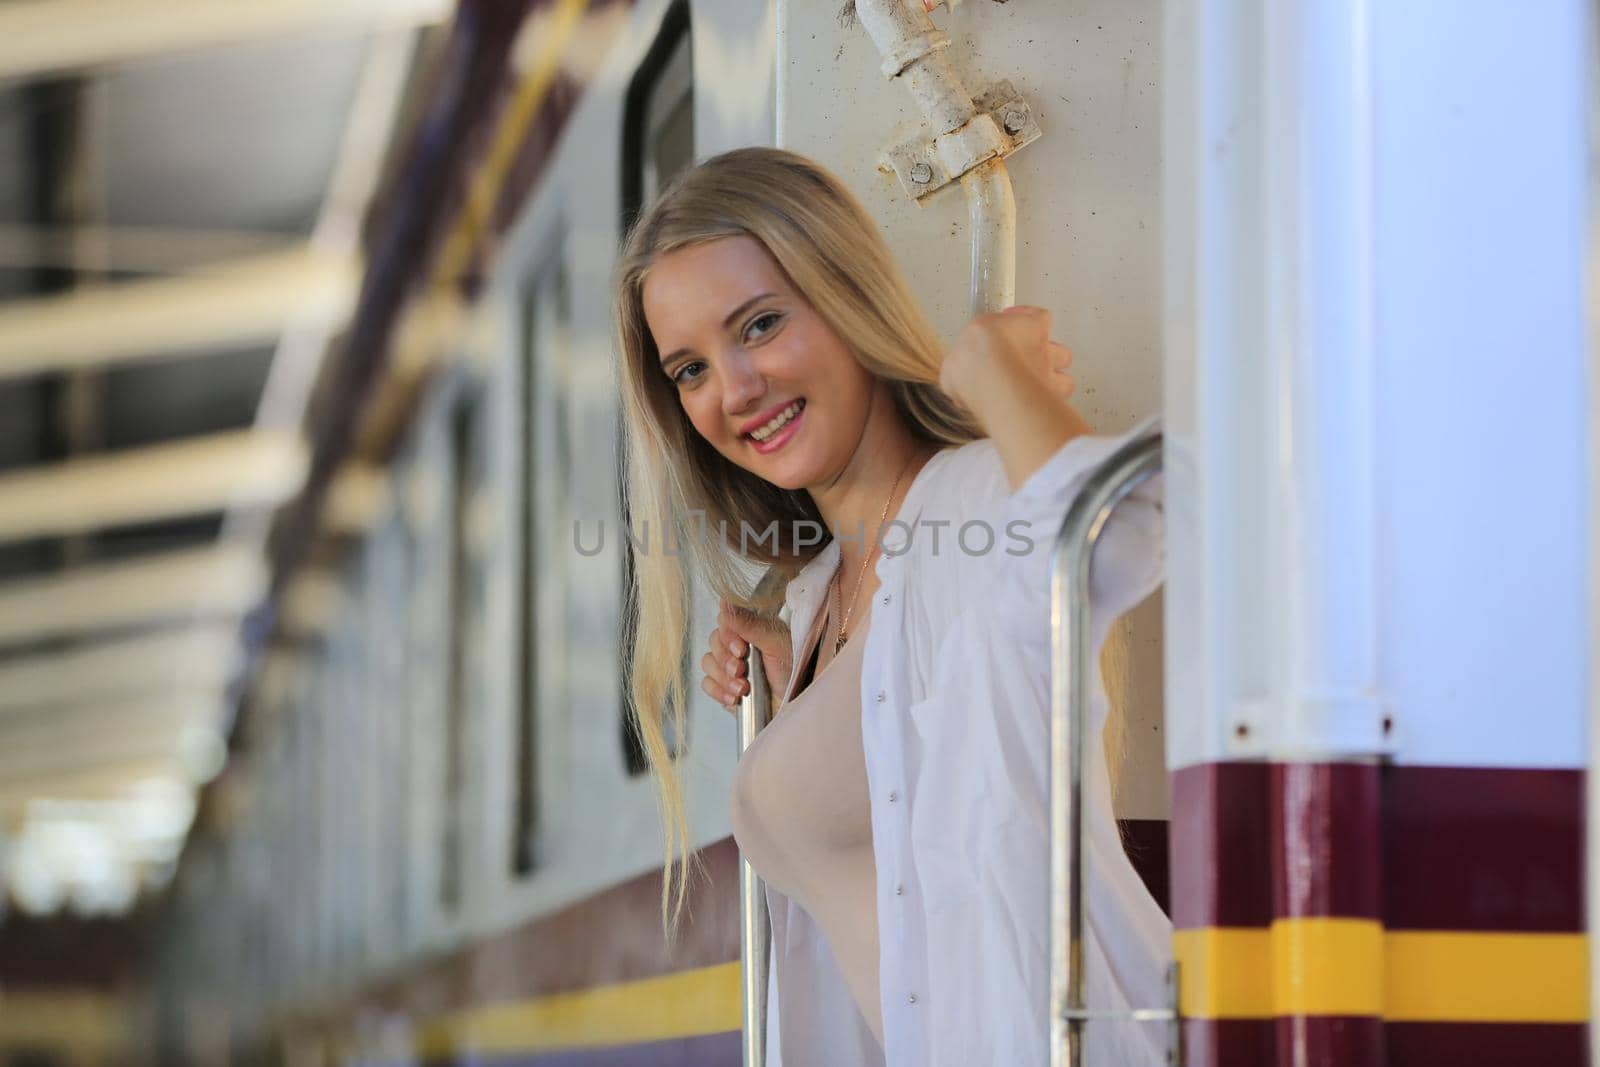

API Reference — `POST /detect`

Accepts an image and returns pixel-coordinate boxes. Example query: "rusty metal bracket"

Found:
[880,79,1042,202]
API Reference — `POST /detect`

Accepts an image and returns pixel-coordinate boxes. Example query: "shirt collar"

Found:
[785,539,840,616]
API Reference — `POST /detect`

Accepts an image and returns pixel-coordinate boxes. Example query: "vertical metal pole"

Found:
[739,649,772,1067]
[963,159,1017,315]
[1049,432,1165,1067]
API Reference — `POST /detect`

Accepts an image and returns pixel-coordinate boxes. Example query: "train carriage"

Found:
[107,1,1593,1065]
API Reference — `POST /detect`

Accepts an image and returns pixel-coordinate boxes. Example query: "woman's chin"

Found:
[741,446,820,492]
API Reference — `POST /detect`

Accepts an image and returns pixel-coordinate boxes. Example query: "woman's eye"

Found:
[671,360,706,387]
[742,311,782,344]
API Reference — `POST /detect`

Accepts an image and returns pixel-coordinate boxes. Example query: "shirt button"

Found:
[882,593,892,604]
[908,993,918,1004]
[888,791,898,802]
[895,884,904,896]
[875,690,885,703]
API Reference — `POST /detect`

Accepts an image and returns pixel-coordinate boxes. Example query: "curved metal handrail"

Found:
[1048,430,1176,1067]
[738,647,773,1067]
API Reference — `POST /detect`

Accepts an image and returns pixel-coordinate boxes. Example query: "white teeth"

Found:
[749,400,803,442]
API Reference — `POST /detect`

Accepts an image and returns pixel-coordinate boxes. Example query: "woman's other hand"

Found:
[938,305,1076,412]
[938,305,1093,492]
[703,599,793,714]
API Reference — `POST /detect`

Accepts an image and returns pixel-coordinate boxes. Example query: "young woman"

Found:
[614,147,1168,1066]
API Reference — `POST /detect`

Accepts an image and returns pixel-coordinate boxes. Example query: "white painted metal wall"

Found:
[1162,0,1590,771]
[776,0,1169,820]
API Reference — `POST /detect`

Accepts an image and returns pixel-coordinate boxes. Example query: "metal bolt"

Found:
[1003,109,1027,134]
[909,162,933,185]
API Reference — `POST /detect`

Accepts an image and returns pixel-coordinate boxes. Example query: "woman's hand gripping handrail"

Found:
[739,642,773,1067]
[1049,429,1178,1067]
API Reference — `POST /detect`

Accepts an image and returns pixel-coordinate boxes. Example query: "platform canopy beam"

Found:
[0,0,451,82]
[0,545,265,647]
[0,430,306,545]
[0,247,360,381]
[0,627,236,715]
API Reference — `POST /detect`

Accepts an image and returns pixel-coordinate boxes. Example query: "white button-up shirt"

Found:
[761,424,1170,1066]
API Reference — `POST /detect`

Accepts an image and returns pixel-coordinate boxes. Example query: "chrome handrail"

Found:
[739,645,773,1067]
[1048,430,1177,1067]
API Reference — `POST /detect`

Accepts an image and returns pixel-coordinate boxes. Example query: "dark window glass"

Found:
[619,0,695,778]
[513,259,570,872]
[620,0,694,229]
[441,388,483,908]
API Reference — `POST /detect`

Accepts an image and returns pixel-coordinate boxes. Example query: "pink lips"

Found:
[744,399,806,455]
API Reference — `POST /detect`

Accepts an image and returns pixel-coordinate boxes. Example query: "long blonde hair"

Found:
[614,148,980,934]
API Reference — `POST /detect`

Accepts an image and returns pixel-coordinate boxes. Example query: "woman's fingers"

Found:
[701,648,745,711]
[941,306,1053,403]
[702,675,742,712]
[701,648,727,687]
[705,617,764,712]
[1043,340,1076,399]
[715,598,796,702]
[719,602,791,667]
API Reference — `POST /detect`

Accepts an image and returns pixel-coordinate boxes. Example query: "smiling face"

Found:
[642,235,880,491]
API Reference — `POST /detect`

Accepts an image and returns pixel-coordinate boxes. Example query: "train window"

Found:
[513,258,570,875]
[620,1,694,230]
[618,1,695,780]
[441,385,487,909]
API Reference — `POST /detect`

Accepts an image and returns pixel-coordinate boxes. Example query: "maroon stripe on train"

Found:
[1117,818,1171,918]
[1180,1019,1275,1067]
[1272,1016,1383,1067]
[1267,764,1385,1065]
[1169,761,1584,931]
[1381,765,1584,932]
[1184,1020,1584,1067]
[349,838,740,1024]
[1272,762,1382,922]
[1169,762,1273,929]
[420,1030,742,1067]
[1385,1022,1586,1066]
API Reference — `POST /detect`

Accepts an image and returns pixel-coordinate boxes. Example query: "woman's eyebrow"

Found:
[658,292,779,366]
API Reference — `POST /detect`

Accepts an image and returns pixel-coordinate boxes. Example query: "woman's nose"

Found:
[720,352,767,415]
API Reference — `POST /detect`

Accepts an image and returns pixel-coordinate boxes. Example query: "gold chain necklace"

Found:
[831,449,923,653]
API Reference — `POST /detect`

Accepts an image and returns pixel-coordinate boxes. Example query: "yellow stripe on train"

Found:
[1173,920,1588,1023]
[415,961,741,1058]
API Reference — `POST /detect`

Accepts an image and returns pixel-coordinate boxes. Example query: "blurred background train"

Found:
[0,1,1589,1065]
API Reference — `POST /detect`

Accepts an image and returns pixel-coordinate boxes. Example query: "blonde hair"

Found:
[614,148,980,935]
